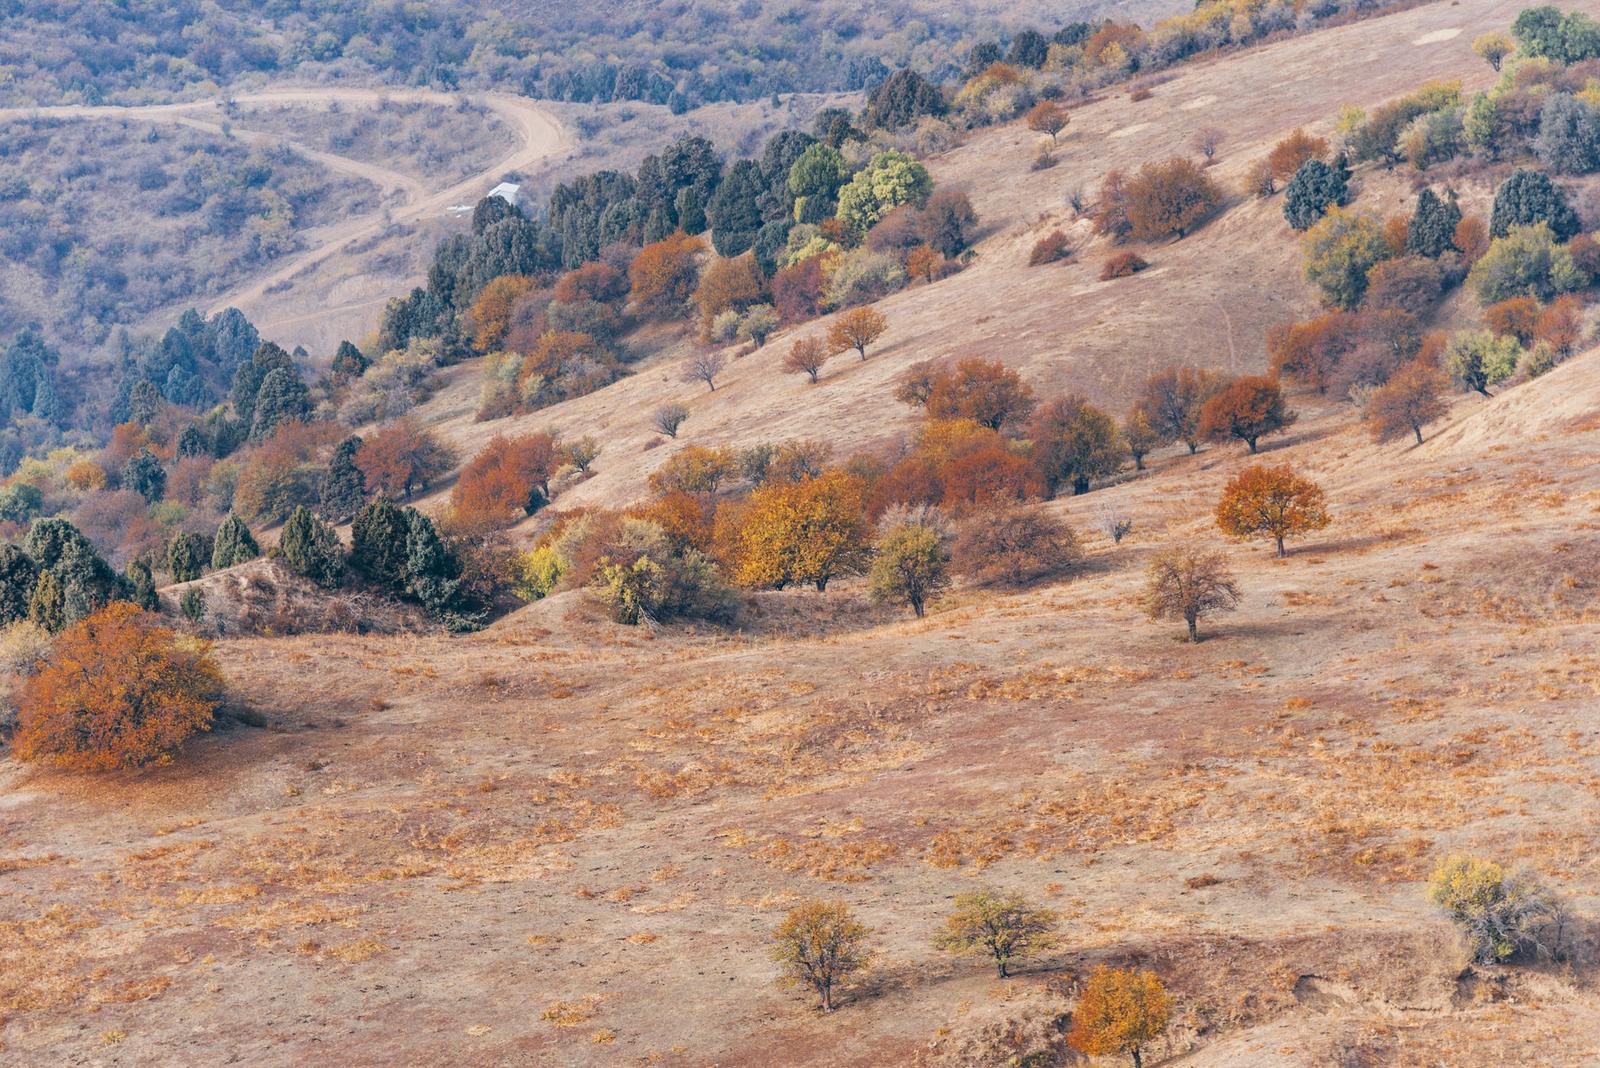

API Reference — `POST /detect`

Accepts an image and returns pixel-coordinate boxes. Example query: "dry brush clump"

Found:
[952,507,1081,589]
[12,602,224,771]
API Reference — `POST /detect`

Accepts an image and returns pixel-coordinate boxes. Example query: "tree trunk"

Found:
[1186,613,1199,642]
[1275,534,1286,558]
[1131,1048,1143,1068]
[857,345,867,361]
[1186,440,1198,455]
[821,981,833,1012]
[815,576,829,592]
[1245,435,1259,453]
[1073,477,1090,495]
[911,595,925,618]
[1413,424,1424,445]
[1133,454,1144,471]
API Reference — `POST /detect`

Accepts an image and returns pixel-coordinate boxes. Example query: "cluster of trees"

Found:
[772,892,1171,1064]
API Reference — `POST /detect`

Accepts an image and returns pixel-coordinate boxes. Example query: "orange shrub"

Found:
[1028,230,1072,266]
[64,460,108,492]
[1535,294,1583,355]
[1123,157,1220,240]
[13,602,224,771]
[1266,313,1357,394]
[1482,296,1541,345]
[924,358,1036,431]
[648,446,738,496]
[632,490,717,553]
[1266,128,1329,181]
[468,274,536,352]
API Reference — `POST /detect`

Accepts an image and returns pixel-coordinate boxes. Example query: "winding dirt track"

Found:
[0,88,571,339]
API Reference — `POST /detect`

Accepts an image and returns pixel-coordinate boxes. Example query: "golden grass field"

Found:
[6,0,1600,1063]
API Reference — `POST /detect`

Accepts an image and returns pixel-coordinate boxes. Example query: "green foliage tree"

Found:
[1302,208,1393,309]
[180,587,207,625]
[708,158,766,257]
[318,435,368,522]
[279,506,344,589]
[27,570,65,633]
[836,151,933,236]
[933,887,1059,978]
[1469,223,1588,304]
[1490,169,1580,240]
[788,143,850,224]
[350,497,411,591]
[0,482,43,523]
[1445,329,1523,396]
[868,519,950,618]
[122,449,167,503]
[126,557,159,612]
[24,518,124,628]
[1406,188,1463,258]
[230,341,295,427]
[0,544,39,625]
[1282,157,1350,232]
[167,532,206,583]
[331,339,369,380]
[1535,94,1600,176]
[211,515,261,569]
[863,68,947,130]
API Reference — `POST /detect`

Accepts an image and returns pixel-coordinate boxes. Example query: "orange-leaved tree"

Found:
[13,602,224,771]
[924,358,1037,432]
[468,274,536,352]
[1214,463,1330,557]
[356,417,456,500]
[1364,359,1449,445]
[1197,375,1296,453]
[1124,157,1221,241]
[1067,966,1173,1068]
[450,432,563,530]
[1266,128,1329,182]
[628,231,703,318]
[722,469,871,591]
[826,306,888,361]
[1026,99,1071,143]
[783,336,829,383]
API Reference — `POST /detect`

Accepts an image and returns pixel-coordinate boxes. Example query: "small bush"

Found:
[1028,231,1072,266]
[952,507,1081,588]
[1428,855,1563,964]
[1100,252,1149,280]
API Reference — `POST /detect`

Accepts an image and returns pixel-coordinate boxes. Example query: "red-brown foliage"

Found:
[1028,231,1072,266]
[1266,128,1329,181]
[1198,375,1296,453]
[1535,294,1583,355]
[924,358,1037,431]
[628,232,702,318]
[450,433,562,531]
[1483,296,1541,345]
[1100,251,1149,280]
[357,417,455,500]
[772,256,827,323]
[1266,313,1359,393]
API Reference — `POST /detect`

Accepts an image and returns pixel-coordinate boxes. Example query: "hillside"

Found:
[7,0,1600,1064]
[405,0,1530,514]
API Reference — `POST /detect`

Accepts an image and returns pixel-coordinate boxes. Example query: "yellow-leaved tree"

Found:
[1067,966,1172,1068]
[721,470,871,591]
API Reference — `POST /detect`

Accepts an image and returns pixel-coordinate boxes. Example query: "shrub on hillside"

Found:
[1099,251,1148,280]
[1123,157,1221,240]
[1028,230,1072,266]
[952,507,1081,588]
[591,517,734,625]
[12,602,224,771]
[279,506,344,589]
[1428,855,1563,964]
[1468,224,1587,304]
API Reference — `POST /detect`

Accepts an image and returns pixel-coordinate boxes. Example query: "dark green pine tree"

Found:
[127,557,159,612]
[167,532,206,583]
[318,436,368,522]
[122,449,167,503]
[28,570,65,633]
[1283,158,1350,231]
[211,515,261,569]
[708,159,766,257]
[1406,188,1464,258]
[1490,168,1580,239]
[331,340,369,380]
[350,497,411,591]
[250,366,313,442]
[279,506,344,589]
[0,544,39,625]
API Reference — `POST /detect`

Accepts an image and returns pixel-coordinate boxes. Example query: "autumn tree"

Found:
[906,244,945,284]
[467,274,536,351]
[1446,329,1522,396]
[1123,157,1222,241]
[357,418,455,500]
[783,336,829,383]
[924,358,1037,432]
[725,470,871,591]
[771,899,871,1013]
[1137,366,1222,454]
[693,253,765,338]
[1067,966,1173,1068]
[1123,409,1160,470]
[826,306,888,361]
[868,515,950,618]
[952,506,1081,588]
[628,232,703,318]
[1473,31,1514,71]
[1026,100,1071,143]
[648,445,739,495]
[1030,395,1123,495]
[12,602,224,771]
[1483,296,1541,344]
[1365,360,1450,445]
[1266,313,1356,394]
[1192,127,1224,161]
[1144,547,1240,641]
[933,887,1059,978]
[1215,463,1330,557]
[1198,376,1296,453]
[451,433,562,530]
[1267,128,1329,182]
[1428,855,1562,964]
[1302,207,1393,309]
